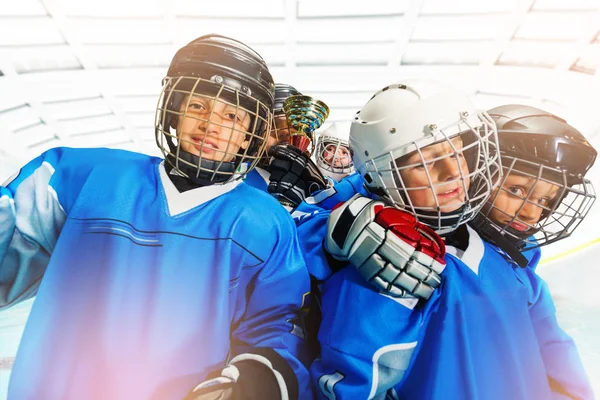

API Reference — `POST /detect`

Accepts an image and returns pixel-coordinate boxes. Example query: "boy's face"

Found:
[268,115,298,150]
[323,143,351,168]
[487,173,561,232]
[177,95,251,162]
[398,136,470,213]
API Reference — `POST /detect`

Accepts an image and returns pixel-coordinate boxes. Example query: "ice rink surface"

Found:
[1,246,599,399]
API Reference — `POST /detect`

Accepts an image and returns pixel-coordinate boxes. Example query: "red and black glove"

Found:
[325,194,446,300]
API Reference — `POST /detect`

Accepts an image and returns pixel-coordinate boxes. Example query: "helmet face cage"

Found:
[480,156,596,250]
[360,111,501,234]
[315,135,355,176]
[155,76,272,184]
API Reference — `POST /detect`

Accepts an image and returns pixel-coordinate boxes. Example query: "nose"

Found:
[197,112,222,136]
[517,199,543,223]
[438,155,461,182]
[334,151,348,165]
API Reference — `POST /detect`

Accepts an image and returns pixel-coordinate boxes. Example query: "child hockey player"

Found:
[244,83,301,192]
[245,83,329,210]
[473,104,596,265]
[313,122,355,184]
[0,34,312,400]
[304,83,595,399]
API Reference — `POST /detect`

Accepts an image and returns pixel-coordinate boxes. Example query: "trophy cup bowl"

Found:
[283,95,330,154]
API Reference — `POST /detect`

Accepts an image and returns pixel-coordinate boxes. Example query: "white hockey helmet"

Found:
[350,80,502,234]
[314,122,355,182]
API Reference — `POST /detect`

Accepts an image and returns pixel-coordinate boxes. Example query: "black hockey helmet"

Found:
[491,104,596,183]
[257,83,303,167]
[273,83,301,116]
[155,33,276,186]
[476,104,597,250]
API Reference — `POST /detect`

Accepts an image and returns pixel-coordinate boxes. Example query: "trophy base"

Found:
[292,135,312,153]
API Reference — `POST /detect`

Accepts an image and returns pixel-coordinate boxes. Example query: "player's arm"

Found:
[185,216,313,400]
[526,270,594,399]
[0,149,68,310]
[291,200,336,281]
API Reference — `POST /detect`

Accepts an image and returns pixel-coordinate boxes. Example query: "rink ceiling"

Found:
[1,0,600,397]
[0,0,599,163]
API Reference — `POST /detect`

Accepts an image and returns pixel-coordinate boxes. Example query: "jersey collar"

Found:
[158,161,242,216]
[446,224,485,275]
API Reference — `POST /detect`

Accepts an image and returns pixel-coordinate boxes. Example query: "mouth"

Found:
[507,221,531,232]
[190,136,218,153]
[437,187,461,199]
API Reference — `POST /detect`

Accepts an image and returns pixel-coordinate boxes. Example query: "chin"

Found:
[177,145,198,157]
[439,202,466,213]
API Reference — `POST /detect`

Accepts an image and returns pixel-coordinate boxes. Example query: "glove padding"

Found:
[325,194,446,300]
[266,144,328,208]
[184,365,239,400]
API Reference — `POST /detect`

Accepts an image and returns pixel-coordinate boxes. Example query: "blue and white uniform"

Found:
[294,172,367,218]
[296,198,591,400]
[0,147,312,400]
[244,166,271,193]
[291,173,367,281]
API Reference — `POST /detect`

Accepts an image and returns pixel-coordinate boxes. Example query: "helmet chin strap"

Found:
[165,148,239,189]
[415,203,472,236]
[470,214,529,267]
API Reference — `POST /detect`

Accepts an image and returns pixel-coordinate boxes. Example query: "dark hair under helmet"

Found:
[155,33,275,186]
[473,104,597,253]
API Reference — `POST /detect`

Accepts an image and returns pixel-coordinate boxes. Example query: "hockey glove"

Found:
[184,365,238,400]
[266,144,328,208]
[184,351,293,400]
[325,194,446,300]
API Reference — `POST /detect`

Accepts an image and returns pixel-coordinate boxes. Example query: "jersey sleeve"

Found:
[311,267,436,400]
[292,203,334,281]
[229,213,313,400]
[1,149,68,309]
[291,173,370,280]
[300,172,367,212]
[526,269,594,399]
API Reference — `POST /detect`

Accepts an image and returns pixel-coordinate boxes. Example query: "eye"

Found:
[414,162,433,170]
[188,102,206,111]
[538,197,551,207]
[506,186,526,198]
[226,113,243,122]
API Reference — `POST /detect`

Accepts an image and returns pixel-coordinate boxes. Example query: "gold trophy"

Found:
[283,95,330,154]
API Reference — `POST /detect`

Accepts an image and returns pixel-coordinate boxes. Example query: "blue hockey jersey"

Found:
[244,166,270,193]
[296,197,591,399]
[293,172,367,219]
[0,147,312,400]
[291,173,367,281]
